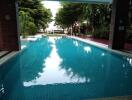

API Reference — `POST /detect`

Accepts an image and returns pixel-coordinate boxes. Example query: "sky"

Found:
[42,1,61,31]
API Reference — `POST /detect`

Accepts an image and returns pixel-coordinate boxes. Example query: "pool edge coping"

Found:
[69,36,132,57]
[0,51,19,66]
[0,47,27,66]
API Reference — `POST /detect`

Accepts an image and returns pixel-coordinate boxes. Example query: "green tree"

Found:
[127,0,132,43]
[55,3,83,34]
[82,4,111,32]
[19,11,36,37]
[18,0,52,35]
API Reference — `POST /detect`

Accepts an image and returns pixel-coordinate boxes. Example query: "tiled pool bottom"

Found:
[0,36,132,100]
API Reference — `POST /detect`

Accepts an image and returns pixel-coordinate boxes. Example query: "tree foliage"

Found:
[18,0,52,36]
[55,3,111,36]
[19,11,37,37]
[82,4,111,30]
[55,3,83,29]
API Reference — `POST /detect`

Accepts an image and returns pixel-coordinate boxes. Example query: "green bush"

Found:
[92,26,109,39]
[22,32,28,38]
[19,11,37,36]
[27,22,37,35]
[92,31,100,38]
[86,32,93,35]
[126,25,132,43]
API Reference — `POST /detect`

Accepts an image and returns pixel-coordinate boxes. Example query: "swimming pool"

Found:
[0,36,132,100]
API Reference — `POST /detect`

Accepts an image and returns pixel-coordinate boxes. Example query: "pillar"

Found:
[0,0,20,51]
[109,0,130,50]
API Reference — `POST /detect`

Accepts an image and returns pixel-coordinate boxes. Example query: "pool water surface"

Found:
[0,37,132,100]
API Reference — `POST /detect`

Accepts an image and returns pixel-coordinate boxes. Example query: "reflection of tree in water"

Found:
[20,38,52,82]
[56,38,132,84]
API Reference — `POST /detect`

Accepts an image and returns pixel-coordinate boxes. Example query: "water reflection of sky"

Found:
[24,37,87,87]
[22,37,132,87]
[23,37,132,89]
[1,37,132,99]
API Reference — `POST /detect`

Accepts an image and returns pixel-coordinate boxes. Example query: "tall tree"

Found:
[55,3,83,34]
[82,4,111,32]
[18,0,52,35]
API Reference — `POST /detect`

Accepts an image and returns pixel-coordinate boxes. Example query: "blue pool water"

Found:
[0,37,132,100]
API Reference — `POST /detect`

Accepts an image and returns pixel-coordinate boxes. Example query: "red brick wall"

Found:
[0,0,20,51]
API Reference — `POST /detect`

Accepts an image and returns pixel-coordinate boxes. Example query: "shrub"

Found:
[22,32,28,38]
[19,11,37,36]
[27,22,37,35]
[92,25,109,39]
[126,25,132,43]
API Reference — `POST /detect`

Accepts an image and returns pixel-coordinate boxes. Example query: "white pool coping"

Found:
[21,34,44,42]
[0,47,27,66]
[0,51,19,66]
[68,36,132,57]
[0,51,8,57]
